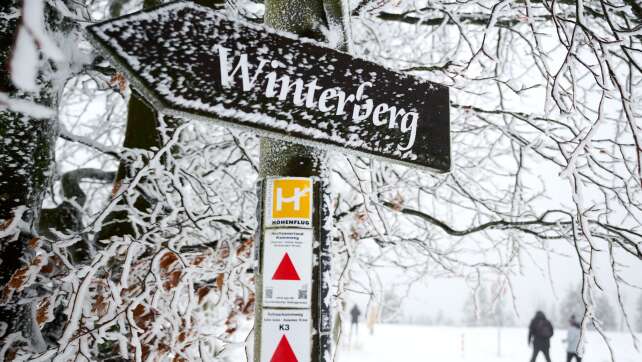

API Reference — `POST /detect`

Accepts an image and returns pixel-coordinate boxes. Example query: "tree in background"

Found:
[491,281,515,328]
[559,286,618,331]
[637,294,642,333]
[559,285,585,327]
[463,284,490,326]
[463,280,515,327]
[379,288,403,324]
[595,295,617,331]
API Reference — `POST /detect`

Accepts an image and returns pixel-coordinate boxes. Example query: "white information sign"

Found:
[265,177,313,228]
[260,309,311,362]
[262,229,313,308]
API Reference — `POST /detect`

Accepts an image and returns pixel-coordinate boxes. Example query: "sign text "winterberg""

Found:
[218,47,419,151]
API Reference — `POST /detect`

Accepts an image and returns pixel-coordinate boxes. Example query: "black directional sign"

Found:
[88,1,450,172]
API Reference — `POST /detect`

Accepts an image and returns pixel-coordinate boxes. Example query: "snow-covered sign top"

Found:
[88,2,451,172]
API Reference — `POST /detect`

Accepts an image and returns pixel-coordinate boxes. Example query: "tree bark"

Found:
[256,1,347,361]
[0,0,57,353]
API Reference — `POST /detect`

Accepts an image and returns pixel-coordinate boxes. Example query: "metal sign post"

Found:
[86,1,451,361]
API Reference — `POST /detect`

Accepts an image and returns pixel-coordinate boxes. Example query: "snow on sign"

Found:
[87,2,451,172]
[260,309,311,362]
[262,229,312,308]
[264,178,313,227]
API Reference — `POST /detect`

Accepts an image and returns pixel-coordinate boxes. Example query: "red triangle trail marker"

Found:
[260,309,310,362]
[272,253,301,281]
[271,335,298,362]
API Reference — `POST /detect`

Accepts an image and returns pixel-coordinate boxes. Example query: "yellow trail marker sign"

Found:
[266,178,313,227]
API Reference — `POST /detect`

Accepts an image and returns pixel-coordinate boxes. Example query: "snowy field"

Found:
[338,324,642,362]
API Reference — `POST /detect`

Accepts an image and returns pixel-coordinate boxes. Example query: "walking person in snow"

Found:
[348,304,362,347]
[564,315,584,362]
[366,303,379,335]
[528,311,554,362]
[350,305,361,335]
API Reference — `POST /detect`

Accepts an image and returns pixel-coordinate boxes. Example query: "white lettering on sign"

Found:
[217,46,419,151]
[276,186,309,212]
[260,309,311,362]
[262,229,313,308]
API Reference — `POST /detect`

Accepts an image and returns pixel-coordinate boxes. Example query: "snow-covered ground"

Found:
[338,324,642,362]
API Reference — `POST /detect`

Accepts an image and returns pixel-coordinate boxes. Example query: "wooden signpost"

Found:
[87,1,450,173]
[87,1,450,361]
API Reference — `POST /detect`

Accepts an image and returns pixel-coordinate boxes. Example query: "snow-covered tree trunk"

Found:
[256,1,349,361]
[0,0,57,354]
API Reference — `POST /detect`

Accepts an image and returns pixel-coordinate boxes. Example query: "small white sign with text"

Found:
[263,228,313,308]
[260,309,311,362]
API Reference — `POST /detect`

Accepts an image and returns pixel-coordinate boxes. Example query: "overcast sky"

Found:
[341,157,642,328]
[402,243,642,325]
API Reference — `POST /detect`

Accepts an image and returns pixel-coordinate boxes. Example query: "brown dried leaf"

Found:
[0,218,12,231]
[236,238,253,256]
[27,237,40,249]
[233,297,244,310]
[172,356,187,362]
[242,293,255,315]
[36,297,51,327]
[390,192,405,211]
[192,254,206,266]
[157,343,170,355]
[159,252,178,271]
[7,266,28,289]
[92,294,109,318]
[133,304,155,329]
[109,72,128,94]
[197,286,210,303]
[40,262,54,274]
[5,348,17,362]
[2,256,46,302]
[163,270,182,290]
[111,178,122,197]
[225,326,237,334]
[215,273,224,290]
[226,310,237,324]
[141,344,151,360]
[133,304,146,319]
[31,255,44,267]
[350,226,360,241]
[218,244,230,259]
[178,331,187,343]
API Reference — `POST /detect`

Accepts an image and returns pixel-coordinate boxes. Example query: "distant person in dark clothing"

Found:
[350,305,361,328]
[349,305,362,343]
[564,315,583,362]
[528,311,554,362]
